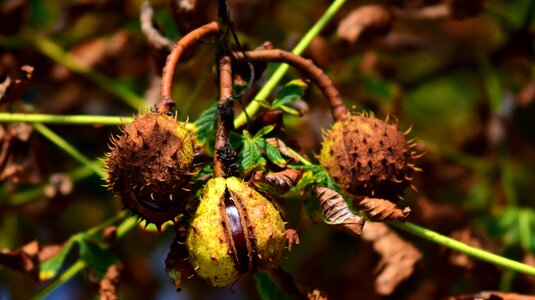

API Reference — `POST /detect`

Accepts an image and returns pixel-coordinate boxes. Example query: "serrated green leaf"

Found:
[272,79,307,109]
[39,241,76,280]
[193,102,218,153]
[264,143,287,167]
[254,125,276,138]
[78,240,119,279]
[254,272,292,300]
[240,139,264,173]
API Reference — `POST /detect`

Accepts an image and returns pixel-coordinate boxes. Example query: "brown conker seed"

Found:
[320,114,417,201]
[105,112,196,226]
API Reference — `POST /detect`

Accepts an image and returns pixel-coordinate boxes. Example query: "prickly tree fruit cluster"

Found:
[320,114,418,201]
[105,112,196,226]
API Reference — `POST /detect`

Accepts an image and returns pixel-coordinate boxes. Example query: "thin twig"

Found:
[213,55,233,177]
[233,49,348,122]
[233,0,347,128]
[159,21,221,113]
[140,0,173,51]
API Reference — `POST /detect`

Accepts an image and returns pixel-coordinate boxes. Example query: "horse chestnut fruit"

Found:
[186,177,286,287]
[105,112,196,226]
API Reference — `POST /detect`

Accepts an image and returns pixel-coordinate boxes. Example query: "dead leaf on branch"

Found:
[0,65,33,104]
[266,137,304,163]
[362,222,422,296]
[337,5,393,44]
[0,122,45,184]
[99,264,123,300]
[252,169,303,194]
[165,230,195,291]
[357,197,410,222]
[0,240,63,282]
[314,186,365,236]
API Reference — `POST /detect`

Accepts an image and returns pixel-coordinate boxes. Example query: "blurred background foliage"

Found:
[1,0,535,299]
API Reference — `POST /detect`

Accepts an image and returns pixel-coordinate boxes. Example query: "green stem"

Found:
[32,260,87,300]
[233,0,346,128]
[0,113,133,125]
[390,221,535,276]
[33,123,106,178]
[294,141,535,277]
[32,213,139,300]
[25,33,146,110]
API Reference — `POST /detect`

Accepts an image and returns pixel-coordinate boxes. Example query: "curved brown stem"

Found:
[213,55,233,178]
[233,49,348,122]
[158,21,221,113]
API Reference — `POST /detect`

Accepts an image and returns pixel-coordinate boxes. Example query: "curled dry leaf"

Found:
[314,186,365,236]
[252,169,303,194]
[0,65,33,104]
[165,231,195,291]
[0,122,44,184]
[308,289,328,300]
[445,291,535,300]
[266,137,303,163]
[357,197,410,222]
[337,5,393,44]
[362,222,422,296]
[0,240,62,282]
[99,264,123,300]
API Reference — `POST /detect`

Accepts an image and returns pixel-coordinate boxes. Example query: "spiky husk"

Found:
[320,114,416,201]
[106,112,195,226]
[186,177,286,287]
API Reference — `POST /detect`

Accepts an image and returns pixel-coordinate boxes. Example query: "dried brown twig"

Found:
[213,55,233,178]
[232,49,348,122]
[158,21,221,113]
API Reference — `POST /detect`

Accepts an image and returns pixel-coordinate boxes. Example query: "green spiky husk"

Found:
[320,114,414,201]
[186,177,286,287]
[106,112,195,226]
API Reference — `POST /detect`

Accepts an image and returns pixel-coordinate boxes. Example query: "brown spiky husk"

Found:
[106,113,196,226]
[320,114,416,201]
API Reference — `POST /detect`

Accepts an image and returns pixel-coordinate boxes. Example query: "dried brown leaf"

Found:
[0,122,44,184]
[445,291,535,300]
[0,240,62,281]
[266,137,303,163]
[252,169,303,194]
[314,186,365,236]
[165,233,195,291]
[337,5,393,44]
[0,65,33,104]
[99,264,123,300]
[357,197,410,222]
[362,222,422,295]
[308,289,328,300]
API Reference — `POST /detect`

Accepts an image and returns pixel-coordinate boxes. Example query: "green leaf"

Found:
[194,102,218,153]
[253,98,272,108]
[264,143,287,167]
[39,241,76,280]
[279,104,301,116]
[272,79,308,109]
[78,240,119,279]
[294,164,339,192]
[254,272,292,300]
[239,138,264,173]
[254,125,276,138]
